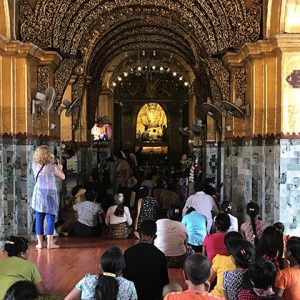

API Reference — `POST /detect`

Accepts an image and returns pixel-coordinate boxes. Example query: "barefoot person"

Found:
[31,145,65,249]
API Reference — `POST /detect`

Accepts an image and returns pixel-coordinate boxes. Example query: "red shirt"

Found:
[202,232,228,262]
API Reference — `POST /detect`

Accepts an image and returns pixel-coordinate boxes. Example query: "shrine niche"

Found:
[136,103,167,142]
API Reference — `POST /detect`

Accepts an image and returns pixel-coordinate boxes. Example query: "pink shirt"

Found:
[240,220,268,245]
[202,232,228,262]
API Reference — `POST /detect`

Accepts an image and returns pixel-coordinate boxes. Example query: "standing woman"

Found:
[31,145,65,249]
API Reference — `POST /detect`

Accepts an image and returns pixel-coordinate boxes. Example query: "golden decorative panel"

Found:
[53,58,78,109]
[15,0,263,139]
[71,76,85,130]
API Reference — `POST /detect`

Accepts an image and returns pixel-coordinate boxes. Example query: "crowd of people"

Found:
[0,146,300,300]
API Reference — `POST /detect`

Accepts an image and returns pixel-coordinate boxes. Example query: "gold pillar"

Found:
[60,76,75,142]
[224,35,300,137]
[0,38,61,136]
[265,0,300,38]
[0,0,11,39]
[74,84,88,143]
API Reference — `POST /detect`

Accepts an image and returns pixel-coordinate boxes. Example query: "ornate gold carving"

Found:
[18,0,261,114]
[19,0,261,58]
[231,66,246,103]
[230,0,262,48]
[37,65,49,93]
[71,76,85,130]
[54,58,78,109]
[34,66,50,118]
[19,0,34,25]
[75,29,99,75]
[20,0,57,48]
[202,59,230,103]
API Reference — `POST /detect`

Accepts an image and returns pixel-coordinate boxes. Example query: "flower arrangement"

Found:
[189,155,202,182]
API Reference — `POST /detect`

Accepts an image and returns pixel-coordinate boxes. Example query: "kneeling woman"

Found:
[105,193,133,239]
[73,189,104,237]
[65,246,137,300]
[155,206,188,268]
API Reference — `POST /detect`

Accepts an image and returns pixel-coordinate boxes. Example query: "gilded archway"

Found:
[265,0,300,37]
[0,0,11,38]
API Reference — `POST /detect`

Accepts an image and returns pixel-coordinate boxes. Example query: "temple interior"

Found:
[0,0,300,242]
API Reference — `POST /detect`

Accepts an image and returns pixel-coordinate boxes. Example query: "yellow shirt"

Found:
[210,254,236,297]
[0,256,41,300]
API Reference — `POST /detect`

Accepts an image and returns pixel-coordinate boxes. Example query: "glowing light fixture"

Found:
[173,72,177,76]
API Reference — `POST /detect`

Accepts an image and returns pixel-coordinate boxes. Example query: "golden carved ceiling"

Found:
[18,0,262,125]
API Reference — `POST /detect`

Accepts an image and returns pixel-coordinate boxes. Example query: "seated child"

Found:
[164,254,223,299]
[209,232,243,297]
[162,283,183,298]
[238,259,279,299]
[222,239,255,300]
[275,236,300,300]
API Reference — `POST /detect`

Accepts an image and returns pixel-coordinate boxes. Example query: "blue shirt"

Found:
[76,273,137,300]
[181,211,207,246]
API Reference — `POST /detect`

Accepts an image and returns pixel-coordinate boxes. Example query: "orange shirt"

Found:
[275,268,300,300]
[164,290,224,300]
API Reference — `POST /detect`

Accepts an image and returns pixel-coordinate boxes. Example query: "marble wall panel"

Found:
[0,138,60,242]
[279,139,300,236]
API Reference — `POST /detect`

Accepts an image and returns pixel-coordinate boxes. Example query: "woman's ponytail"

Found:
[95,274,118,300]
[95,246,126,300]
[246,202,259,246]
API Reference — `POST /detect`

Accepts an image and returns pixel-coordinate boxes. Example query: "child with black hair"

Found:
[275,236,300,300]
[220,201,238,232]
[164,254,223,299]
[238,259,279,300]
[209,232,244,297]
[222,239,255,300]
[65,246,137,300]
[4,281,37,300]
[202,213,231,262]
[240,202,268,246]
[257,226,284,270]
[0,237,47,299]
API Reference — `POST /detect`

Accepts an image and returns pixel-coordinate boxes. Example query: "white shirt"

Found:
[154,219,188,257]
[105,205,132,226]
[182,191,217,232]
[213,213,238,232]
